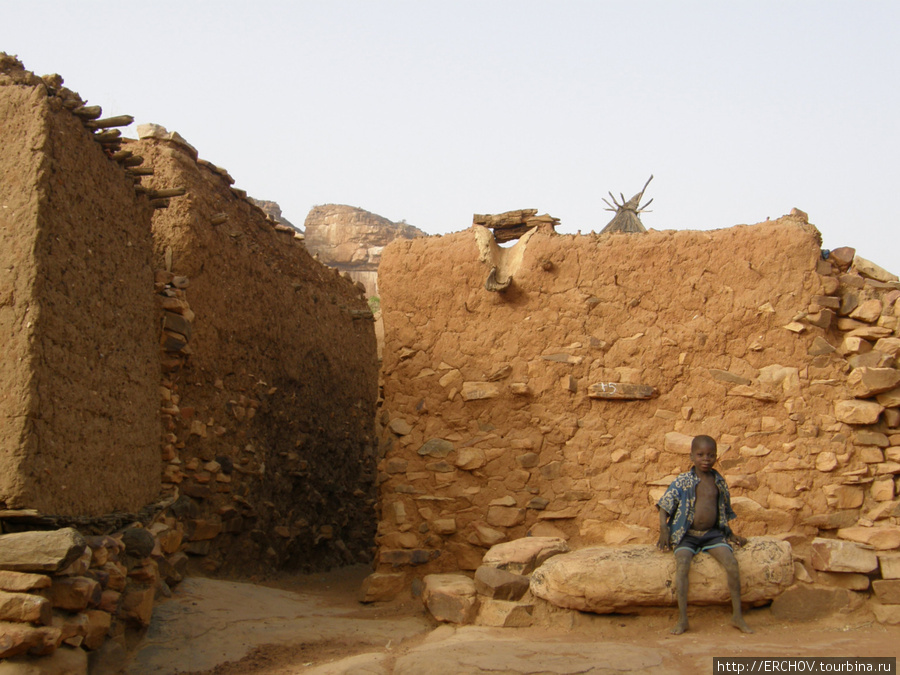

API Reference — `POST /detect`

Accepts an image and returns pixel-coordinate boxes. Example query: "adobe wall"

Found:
[374,215,900,580]
[131,137,379,574]
[0,58,160,515]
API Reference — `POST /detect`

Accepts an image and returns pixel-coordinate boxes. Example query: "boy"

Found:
[656,435,753,635]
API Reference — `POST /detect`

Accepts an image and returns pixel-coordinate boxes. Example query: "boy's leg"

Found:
[672,549,693,634]
[707,546,754,634]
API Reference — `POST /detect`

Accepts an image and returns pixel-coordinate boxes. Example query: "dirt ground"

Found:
[139,565,900,675]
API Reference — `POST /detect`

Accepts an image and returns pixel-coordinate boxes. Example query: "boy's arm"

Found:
[726,529,747,547]
[657,507,672,550]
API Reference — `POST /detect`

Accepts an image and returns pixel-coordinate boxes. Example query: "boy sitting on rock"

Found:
[656,434,753,635]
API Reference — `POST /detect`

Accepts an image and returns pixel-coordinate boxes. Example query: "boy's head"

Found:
[690,435,717,472]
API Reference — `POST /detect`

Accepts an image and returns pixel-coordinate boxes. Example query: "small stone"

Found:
[455,448,485,470]
[808,336,836,356]
[815,452,838,472]
[418,439,454,458]
[461,382,501,401]
[663,432,693,454]
[0,590,51,625]
[47,576,101,612]
[389,418,412,436]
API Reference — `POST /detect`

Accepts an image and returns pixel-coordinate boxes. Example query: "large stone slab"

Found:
[530,539,793,613]
[769,585,865,621]
[0,529,86,573]
[837,525,900,550]
[481,537,569,575]
[810,538,879,573]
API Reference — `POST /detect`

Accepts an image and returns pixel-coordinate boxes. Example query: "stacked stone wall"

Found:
[0,58,160,516]
[374,215,900,589]
[132,138,379,576]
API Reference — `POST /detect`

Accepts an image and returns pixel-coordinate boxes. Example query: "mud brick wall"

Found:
[374,215,900,581]
[0,61,160,515]
[133,137,379,574]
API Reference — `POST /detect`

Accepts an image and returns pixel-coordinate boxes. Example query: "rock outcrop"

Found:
[303,205,425,296]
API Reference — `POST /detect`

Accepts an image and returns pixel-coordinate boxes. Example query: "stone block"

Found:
[882,554,900,579]
[848,368,900,398]
[803,511,859,530]
[422,574,478,624]
[482,537,569,575]
[0,571,52,593]
[486,506,525,528]
[810,538,878,573]
[418,439,454,458]
[475,598,534,627]
[47,577,100,612]
[0,591,51,625]
[823,485,864,509]
[0,621,62,659]
[838,525,900,549]
[663,432,693,454]
[854,255,899,283]
[873,579,900,604]
[358,573,405,603]
[474,565,530,601]
[530,539,793,613]
[878,388,900,408]
[872,600,900,625]
[834,400,884,424]
[769,585,865,621]
[815,572,870,591]
[118,583,154,627]
[0,529,87,574]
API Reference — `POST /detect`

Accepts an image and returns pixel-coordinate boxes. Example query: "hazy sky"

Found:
[4,2,899,271]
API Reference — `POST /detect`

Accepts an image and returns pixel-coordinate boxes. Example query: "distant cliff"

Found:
[303,204,426,296]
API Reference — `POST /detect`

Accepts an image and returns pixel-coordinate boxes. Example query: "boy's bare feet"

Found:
[670,619,689,635]
[732,617,754,634]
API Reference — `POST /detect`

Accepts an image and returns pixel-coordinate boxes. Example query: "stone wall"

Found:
[373,214,900,586]
[131,136,380,575]
[0,56,160,516]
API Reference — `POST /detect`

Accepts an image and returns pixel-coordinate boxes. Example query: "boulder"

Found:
[421,574,478,624]
[530,539,793,613]
[481,537,569,575]
[473,566,530,601]
[810,538,879,573]
[0,529,87,573]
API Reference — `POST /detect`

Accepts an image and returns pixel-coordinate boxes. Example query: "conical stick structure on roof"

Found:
[600,175,653,234]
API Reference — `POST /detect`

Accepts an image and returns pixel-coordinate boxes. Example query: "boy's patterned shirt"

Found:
[656,467,737,548]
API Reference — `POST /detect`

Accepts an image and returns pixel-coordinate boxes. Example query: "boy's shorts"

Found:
[673,527,732,555]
